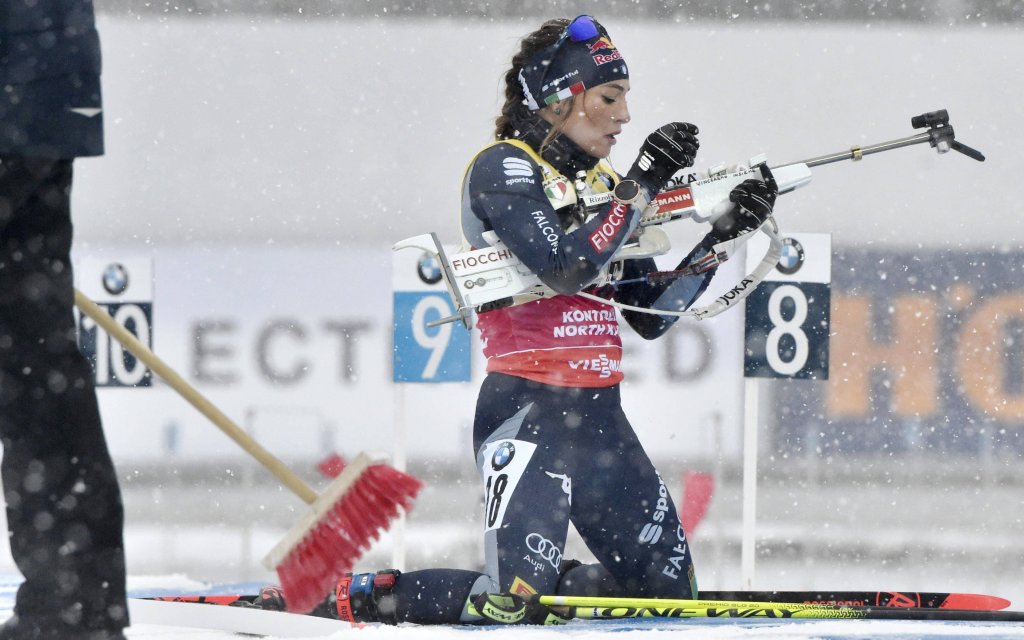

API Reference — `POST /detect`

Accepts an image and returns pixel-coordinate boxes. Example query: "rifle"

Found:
[394,110,984,329]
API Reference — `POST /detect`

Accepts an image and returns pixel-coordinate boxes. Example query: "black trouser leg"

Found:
[473,374,697,600]
[0,157,128,631]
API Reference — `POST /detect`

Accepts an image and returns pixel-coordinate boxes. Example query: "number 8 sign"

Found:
[743,233,831,380]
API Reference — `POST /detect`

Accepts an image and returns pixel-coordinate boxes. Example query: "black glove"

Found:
[708,178,777,242]
[626,122,699,193]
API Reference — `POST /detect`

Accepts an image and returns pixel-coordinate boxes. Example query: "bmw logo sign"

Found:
[491,441,516,471]
[102,263,130,296]
[417,252,443,285]
[776,238,806,276]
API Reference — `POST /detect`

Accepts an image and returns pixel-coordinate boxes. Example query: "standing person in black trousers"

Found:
[0,1,129,638]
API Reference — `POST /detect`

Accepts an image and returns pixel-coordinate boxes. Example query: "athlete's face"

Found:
[546,80,631,159]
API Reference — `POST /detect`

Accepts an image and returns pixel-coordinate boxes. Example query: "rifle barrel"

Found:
[796,131,933,168]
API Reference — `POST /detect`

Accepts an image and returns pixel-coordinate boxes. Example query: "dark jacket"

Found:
[0,0,103,158]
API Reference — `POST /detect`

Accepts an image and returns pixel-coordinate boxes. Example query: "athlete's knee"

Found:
[554,559,625,597]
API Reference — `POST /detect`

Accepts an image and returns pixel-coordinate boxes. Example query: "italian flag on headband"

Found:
[544,81,586,106]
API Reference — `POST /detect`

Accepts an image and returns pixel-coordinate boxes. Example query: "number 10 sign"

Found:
[743,232,831,380]
[75,257,154,387]
[392,247,472,383]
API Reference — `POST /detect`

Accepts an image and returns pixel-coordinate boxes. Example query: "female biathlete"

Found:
[263,15,776,626]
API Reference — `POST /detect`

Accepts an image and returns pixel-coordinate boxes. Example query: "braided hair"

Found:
[494,19,569,141]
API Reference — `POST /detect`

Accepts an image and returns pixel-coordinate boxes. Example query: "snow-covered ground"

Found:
[2,463,1021,638]
[101,458,1024,601]
[3,572,1024,639]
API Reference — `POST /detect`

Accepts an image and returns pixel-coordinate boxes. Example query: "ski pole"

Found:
[539,595,1024,622]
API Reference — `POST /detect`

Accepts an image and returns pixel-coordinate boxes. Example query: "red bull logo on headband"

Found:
[589,36,614,54]
[589,36,622,66]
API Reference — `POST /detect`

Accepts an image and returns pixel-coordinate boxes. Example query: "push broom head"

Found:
[262,452,423,613]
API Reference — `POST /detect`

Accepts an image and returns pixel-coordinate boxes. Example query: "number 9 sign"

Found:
[392,250,472,383]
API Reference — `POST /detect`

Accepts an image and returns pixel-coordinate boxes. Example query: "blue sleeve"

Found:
[615,236,719,339]
[0,0,103,157]
[466,145,641,296]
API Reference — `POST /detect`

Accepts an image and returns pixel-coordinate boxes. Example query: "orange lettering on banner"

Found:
[827,295,939,418]
[956,294,1024,421]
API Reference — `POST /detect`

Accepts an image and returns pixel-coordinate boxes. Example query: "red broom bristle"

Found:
[274,463,423,613]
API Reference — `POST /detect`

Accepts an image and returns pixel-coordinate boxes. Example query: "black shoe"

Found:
[0,615,126,640]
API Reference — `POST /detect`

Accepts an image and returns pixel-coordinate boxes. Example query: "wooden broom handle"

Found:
[74,289,318,504]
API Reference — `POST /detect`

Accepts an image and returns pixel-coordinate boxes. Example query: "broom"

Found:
[74,290,423,612]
